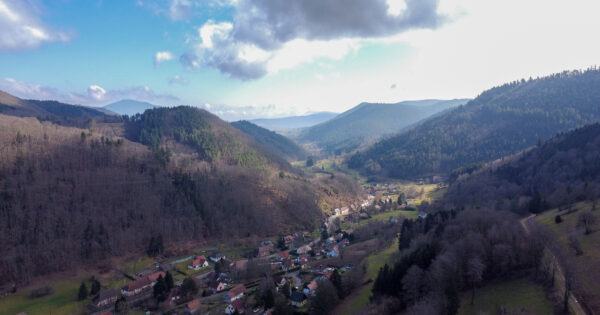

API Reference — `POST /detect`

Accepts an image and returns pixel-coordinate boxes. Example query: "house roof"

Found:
[290,291,306,302]
[190,255,207,266]
[258,244,273,254]
[278,251,290,259]
[187,299,201,311]
[231,298,244,310]
[122,277,151,291]
[228,284,247,298]
[147,271,166,282]
[234,259,248,270]
[307,280,318,291]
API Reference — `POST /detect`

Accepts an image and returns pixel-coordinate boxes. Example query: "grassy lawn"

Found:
[119,255,156,275]
[458,279,553,315]
[335,239,398,315]
[356,209,419,227]
[0,278,86,315]
[536,201,600,311]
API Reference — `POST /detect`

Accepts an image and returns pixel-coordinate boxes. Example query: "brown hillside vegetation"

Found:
[0,113,358,284]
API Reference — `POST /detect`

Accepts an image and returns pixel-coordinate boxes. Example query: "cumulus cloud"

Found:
[0,78,179,107]
[182,0,445,79]
[0,0,70,51]
[154,51,175,67]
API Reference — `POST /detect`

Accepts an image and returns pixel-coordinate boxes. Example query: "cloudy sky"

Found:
[0,0,599,120]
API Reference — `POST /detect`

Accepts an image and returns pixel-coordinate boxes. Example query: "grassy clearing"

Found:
[536,201,600,311]
[0,278,86,315]
[458,279,553,315]
[335,239,398,315]
[119,255,156,275]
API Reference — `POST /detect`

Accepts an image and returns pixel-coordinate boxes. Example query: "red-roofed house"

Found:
[186,299,202,314]
[121,277,152,296]
[277,251,290,261]
[226,284,247,302]
[188,255,209,270]
[296,245,312,255]
[147,271,166,283]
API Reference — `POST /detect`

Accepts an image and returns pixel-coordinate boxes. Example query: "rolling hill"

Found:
[104,99,157,116]
[349,69,600,179]
[0,90,111,127]
[300,99,468,154]
[231,120,308,161]
[250,112,337,131]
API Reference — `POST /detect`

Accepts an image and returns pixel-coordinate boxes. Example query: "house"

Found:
[340,206,350,215]
[121,277,152,296]
[188,255,209,270]
[226,284,247,302]
[303,280,318,295]
[273,275,287,288]
[284,235,296,246]
[258,244,273,257]
[359,213,369,219]
[328,246,339,257]
[296,245,312,255]
[210,253,226,262]
[186,299,202,314]
[208,280,227,293]
[147,271,166,283]
[90,289,119,309]
[295,254,308,264]
[290,291,307,307]
[282,259,294,271]
[277,251,290,261]
[225,299,245,314]
[334,208,341,216]
[164,288,181,306]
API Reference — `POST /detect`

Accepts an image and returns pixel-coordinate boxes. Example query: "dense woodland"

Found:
[300,99,467,154]
[231,120,308,161]
[349,68,600,179]
[439,123,600,214]
[0,110,360,284]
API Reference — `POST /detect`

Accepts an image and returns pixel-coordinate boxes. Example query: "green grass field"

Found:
[334,239,398,315]
[0,278,87,315]
[536,201,600,311]
[458,279,553,315]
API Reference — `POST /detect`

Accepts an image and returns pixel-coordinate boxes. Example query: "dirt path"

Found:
[520,215,587,315]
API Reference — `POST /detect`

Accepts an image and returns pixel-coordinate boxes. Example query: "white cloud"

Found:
[0,0,70,51]
[87,85,107,101]
[154,51,175,67]
[169,75,189,85]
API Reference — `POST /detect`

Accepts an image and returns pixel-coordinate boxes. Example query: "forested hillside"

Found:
[0,90,114,127]
[349,69,600,178]
[439,123,600,214]
[300,99,467,154]
[231,120,308,161]
[250,112,337,131]
[0,108,360,284]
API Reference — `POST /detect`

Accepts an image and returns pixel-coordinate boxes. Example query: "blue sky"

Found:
[1,0,600,120]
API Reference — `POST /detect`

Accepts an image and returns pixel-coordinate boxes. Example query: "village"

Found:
[81,180,439,315]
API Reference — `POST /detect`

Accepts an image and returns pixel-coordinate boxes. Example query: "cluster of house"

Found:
[185,283,247,314]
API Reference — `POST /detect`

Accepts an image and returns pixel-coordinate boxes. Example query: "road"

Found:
[520,215,587,315]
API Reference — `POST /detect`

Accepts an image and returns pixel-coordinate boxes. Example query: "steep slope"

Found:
[300,99,468,154]
[350,69,600,178]
[104,99,156,116]
[0,106,363,284]
[439,123,600,214]
[250,112,337,131]
[231,120,308,161]
[0,90,112,127]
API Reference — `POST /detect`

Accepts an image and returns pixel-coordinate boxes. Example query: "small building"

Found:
[340,206,350,215]
[147,271,166,283]
[258,244,273,257]
[225,299,245,314]
[226,284,247,302]
[208,280,227,293]
[290,291,307,307]
[121,277,152,296]
[296,245,312,255]
[90,289,119,309]
[303,280,318,296]
[277,251,290,261]
[328,246,339,257]
[210,253,226,263]
[188,255,209,270]
[295,254,309,264]
[186,299,202,314]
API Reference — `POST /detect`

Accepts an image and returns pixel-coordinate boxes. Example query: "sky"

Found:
[1,0,599,121]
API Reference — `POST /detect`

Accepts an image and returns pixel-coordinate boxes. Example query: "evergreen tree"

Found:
[181,277,198,297]
[398,192,406,206]
[165,271,174,290]
[277,232,286,250]
[114,296,129,315]
[153,275,168,302]
[90,278,101,296]
[77,282,88,301]
[330,270,343,298]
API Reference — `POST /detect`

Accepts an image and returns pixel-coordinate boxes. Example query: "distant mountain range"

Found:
[231,120,308,162]
[349,69,600,179]
[299,99,469,154]
[250,112,338,131]
[103,99,157,116]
